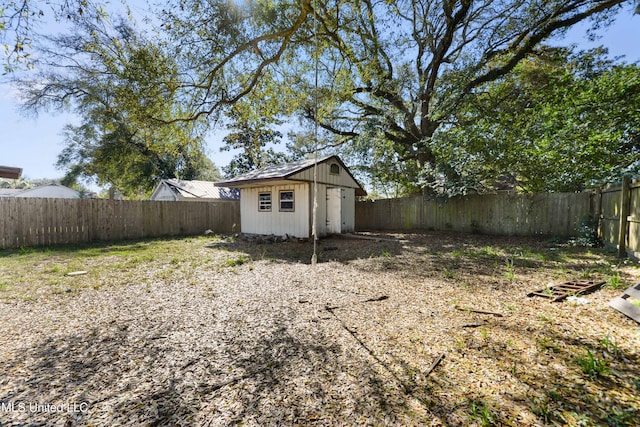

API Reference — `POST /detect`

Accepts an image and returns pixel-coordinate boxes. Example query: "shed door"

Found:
[326,187,342,234]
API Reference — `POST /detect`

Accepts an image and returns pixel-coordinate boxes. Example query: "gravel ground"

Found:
[0,232,639,426]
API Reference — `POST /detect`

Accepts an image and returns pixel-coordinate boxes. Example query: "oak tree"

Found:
[162,0,634,192]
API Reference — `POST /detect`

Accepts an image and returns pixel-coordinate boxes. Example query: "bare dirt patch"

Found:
[0,232,638,426]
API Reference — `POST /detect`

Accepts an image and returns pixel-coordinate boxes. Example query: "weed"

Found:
[382,251,391,258]
[479,328,489,340]
[559,411,590,426]
[546,390,562,402]
[19,246,35,255]
[170,257,180,265]
[571,215,601,247]
[443,268,454,279]
[600,333,619,358]
[530,397,552,424]
[0,282,7,291]
[536,337,560,352]
[225,256,248,267]
[605,407,636,427]
[477,246,500,258]
[579,269,593,279]
[576,349,609,379]
[469,400,496,427]
[503,258,515,282]
[606,272,623,290]
[537,314,554,324]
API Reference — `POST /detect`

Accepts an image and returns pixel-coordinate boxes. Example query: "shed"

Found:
[150,179,239,201]
[215,155,366,238]
[0,184,81,199]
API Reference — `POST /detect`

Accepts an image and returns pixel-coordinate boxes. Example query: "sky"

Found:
[1,5,639,192]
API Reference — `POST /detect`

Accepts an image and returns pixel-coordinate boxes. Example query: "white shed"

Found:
[215,155,366,238]
[150,179,239,201]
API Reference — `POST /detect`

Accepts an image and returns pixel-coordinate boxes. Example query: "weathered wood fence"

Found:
[0,198,240,249]
[356,192,594,237]
[596,177,640,259]
[3,185,639,255]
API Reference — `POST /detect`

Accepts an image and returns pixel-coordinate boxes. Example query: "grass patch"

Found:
[469,400,497,427]
[576,349,609,379]
[225,256,249,267]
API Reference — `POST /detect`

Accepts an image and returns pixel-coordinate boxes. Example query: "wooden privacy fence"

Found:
[0,198,240,249]
[596,177,640,259]
[356,192,593,237]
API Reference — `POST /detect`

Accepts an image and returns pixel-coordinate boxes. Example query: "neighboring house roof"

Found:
[151,179,239,200]
[0,188,23,197]
[215,155,367,196]
[0,184,81,198]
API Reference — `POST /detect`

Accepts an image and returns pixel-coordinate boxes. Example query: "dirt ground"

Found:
[0,232,639,426]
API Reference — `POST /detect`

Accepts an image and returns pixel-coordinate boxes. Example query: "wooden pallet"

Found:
[527,280,605,302]
[609,283,640,324]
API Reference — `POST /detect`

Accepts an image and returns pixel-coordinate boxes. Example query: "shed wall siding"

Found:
[312,183,328,237]
[241,183,310,238]
[289,162,359,189]
[341,188,355,232]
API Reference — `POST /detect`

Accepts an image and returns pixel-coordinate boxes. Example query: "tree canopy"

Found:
[433,47,640,193]
[4,0,640,196]
[16,12,217,197]
[160,0,635,193]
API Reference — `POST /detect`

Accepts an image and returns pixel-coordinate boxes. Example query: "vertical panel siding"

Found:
[340,188,355,232]
[288,162,361,189]
[240,183,310,238]
[310,183,328,237]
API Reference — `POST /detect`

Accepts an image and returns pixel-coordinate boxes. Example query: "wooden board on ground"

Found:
[609,283,640,324]
[527,280,605,302]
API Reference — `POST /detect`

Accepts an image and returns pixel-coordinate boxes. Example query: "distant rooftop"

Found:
[163,179,239,199]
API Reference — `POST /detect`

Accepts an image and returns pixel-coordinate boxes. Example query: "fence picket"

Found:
[355,192,593,237]
[0,199,240,249]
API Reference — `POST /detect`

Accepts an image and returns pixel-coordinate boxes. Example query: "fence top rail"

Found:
[597,177,640,193]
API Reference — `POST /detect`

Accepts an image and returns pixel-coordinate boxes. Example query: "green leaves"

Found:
[436,47,640,193]
[20,15,214,197]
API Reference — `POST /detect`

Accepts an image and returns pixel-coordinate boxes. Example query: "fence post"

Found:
[593,187,603,241]
[618,176,631,258]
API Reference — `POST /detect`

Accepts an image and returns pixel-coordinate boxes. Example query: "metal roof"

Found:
[163,179,239,199]
[216,156,333,184]
[215,155,366,195]
[0,188,23,197]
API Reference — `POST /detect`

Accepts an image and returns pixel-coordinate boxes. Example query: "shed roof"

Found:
[215,155,366,196]
[161,179,239,199]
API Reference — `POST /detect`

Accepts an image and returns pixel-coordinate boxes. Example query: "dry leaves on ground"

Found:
[0,232,639,426]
